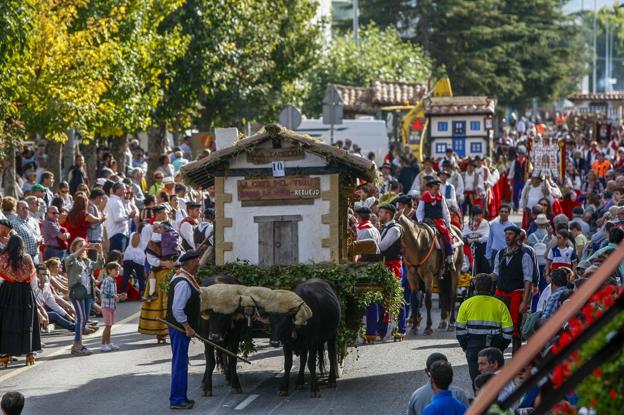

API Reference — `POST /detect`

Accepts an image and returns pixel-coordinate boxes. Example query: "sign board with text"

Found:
[237,177,321,204]
[246,147,304,164]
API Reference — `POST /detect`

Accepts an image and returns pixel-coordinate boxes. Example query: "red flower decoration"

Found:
[602,294,615,308]
[593,368,602,378]
[610,388,617,400]
[558,331,572,349]
[582,304,595,324]
[552,365,564,387]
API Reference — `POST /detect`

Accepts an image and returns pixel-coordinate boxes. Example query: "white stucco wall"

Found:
[429,115,487,138]
[222,149,331,264]
[430,138,488,158]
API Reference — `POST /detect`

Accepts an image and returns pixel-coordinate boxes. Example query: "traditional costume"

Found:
[492,226,534,353]
[0,249,40,361]
[365,204,407,341]
[416,179,454,262]
[166,251,201,409]
[139,216,179,342]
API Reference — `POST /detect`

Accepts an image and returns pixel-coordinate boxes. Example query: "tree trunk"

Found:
[63,130,77,179]
[47,139,63,192]
[3,143,18,198]
[110,135,128,177]
[82,139,97,186]
[147,123,167,186]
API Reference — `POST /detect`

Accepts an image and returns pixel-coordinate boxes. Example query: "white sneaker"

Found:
[109,343,120,351]
[100,344,112,353]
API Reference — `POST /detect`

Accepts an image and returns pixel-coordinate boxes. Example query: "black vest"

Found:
[166,276,200,331]
[380,223,402,260]
[496,249,525,292]
[513,159,525,180]
[424,198,443,219]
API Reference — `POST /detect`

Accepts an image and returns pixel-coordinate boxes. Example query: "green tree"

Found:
[415,0,588,109]
[302,24,432,117]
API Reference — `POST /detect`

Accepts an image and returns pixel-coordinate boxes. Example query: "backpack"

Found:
[161,227,181,258]
[532,233,548,259]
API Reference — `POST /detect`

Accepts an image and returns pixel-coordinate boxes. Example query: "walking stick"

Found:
[156,318,252,365]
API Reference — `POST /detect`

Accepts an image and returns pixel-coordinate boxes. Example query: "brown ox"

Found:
[395,213,463,335]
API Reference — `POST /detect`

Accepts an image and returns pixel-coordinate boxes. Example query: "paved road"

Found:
[0,298,484,415]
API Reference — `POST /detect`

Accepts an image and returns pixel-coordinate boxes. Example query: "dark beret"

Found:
[396,195,413,205]
[355,206,372,214]
[379,204,397,214]
[504,225,521,235]
[186,201,201,209]
[178,250,200,263]
[427,178,442,187]
[0,219,12,229]
[152,204,168,212]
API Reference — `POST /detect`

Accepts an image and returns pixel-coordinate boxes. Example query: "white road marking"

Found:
[0,310,141,383]
[234,394,259,410]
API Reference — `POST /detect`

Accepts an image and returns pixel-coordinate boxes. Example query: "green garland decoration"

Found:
[196,261,404,361]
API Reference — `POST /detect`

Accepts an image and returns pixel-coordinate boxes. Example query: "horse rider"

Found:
[416,177,455,270]
[491,225,534,353]
[365,204,407,342]
[166,251,202,410]
[455,274,513,386]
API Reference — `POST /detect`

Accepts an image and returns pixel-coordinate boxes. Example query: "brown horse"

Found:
[395,213,463,335]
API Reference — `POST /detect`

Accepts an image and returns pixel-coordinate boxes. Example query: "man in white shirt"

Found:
[409,158,437,197]
[462,160,485,216]
[439,170,458,211]
[104,182,135,253]
[179,202,202,251]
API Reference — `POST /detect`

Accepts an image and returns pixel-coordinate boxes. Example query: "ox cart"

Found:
[180,125,403,397]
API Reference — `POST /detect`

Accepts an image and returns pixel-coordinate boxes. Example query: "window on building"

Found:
[470,142,482,154]
[437,121,448,132]
[470,121,481,131]
[435,143,448,154]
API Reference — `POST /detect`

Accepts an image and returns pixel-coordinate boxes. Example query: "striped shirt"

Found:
[100,275,117,309]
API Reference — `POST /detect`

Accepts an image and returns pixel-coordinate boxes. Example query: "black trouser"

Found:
[466,346,482,388]
[473,242,490,274]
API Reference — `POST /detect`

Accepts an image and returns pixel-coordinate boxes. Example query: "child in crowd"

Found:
[100,262,121,352]
[45,258,69,298]
[1,391,25,415]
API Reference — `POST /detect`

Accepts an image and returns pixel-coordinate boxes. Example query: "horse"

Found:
[395,213,463,335]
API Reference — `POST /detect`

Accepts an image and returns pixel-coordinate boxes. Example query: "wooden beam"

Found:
[212,166,341,177]
[467,243,624,414]
[214,176,233,265]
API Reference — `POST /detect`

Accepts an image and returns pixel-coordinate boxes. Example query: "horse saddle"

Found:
[421,220,464,252]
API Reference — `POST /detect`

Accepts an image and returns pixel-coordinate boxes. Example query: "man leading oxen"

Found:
[365,203,408,342]
[165,251,202,410]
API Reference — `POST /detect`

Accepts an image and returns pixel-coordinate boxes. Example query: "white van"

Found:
[296,118,389,166]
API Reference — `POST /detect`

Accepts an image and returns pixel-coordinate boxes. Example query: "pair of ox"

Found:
[198,277,341,398]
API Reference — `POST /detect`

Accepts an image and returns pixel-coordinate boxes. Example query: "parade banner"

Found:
[237,177,321,203]
[531,137,560,178]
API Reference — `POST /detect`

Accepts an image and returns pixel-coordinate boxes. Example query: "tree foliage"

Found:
[302,24,432,117]
[158,0,323,131]
[413,0,588,109]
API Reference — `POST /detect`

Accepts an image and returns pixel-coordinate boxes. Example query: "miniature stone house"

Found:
[181,124,376,266]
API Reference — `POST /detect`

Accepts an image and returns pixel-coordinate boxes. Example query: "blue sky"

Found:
[565,0,620,14]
